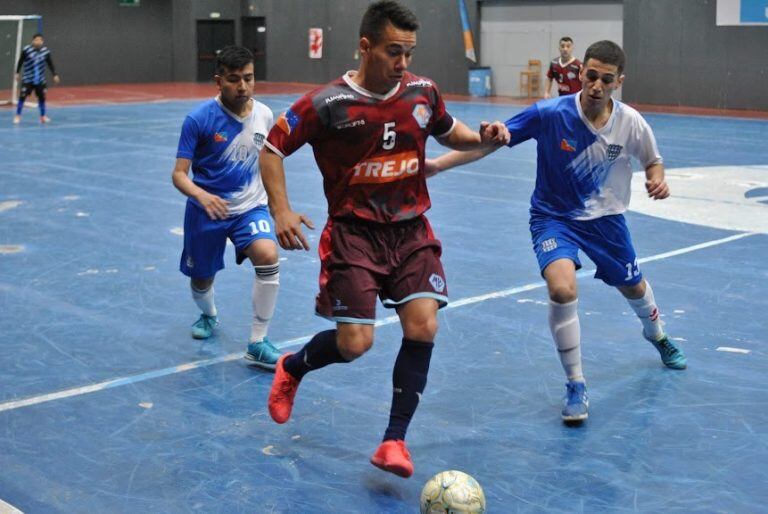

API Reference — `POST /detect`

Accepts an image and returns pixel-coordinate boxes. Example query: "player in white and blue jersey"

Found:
[426,40,686,422]
[171,46,282,370]
[14,33,60,124]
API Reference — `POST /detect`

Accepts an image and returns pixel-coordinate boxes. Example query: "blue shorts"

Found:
[180,201,277,278]
[529,213,642,287]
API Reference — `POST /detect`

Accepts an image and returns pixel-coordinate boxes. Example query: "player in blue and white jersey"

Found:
[14,33,60,124]
[171,46,282,370]
[426,40,686,422]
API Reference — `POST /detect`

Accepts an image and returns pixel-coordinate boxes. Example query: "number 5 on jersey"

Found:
[382,122,396,150]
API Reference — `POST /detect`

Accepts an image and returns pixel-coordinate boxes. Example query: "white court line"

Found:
[0,231,758,414]
[716,347,751,354]
[0,498,24,514]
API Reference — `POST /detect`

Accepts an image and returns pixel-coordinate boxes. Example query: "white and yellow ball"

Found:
[420,470,486,513]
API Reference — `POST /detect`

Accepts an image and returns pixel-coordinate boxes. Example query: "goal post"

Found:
[0,15,43,106]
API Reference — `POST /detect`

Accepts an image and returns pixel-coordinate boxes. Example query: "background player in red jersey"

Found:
[259,0,509,478]
[544,36,582,99]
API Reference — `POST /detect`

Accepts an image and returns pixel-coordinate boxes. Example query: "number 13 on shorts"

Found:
[625,258,639,281]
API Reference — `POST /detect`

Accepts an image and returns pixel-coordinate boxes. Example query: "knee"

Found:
[549,284,577,304]
[250,244,279,266]
[336,327,374,361]
[402,314,438,342]
[191,277,214,291]
[619,281,646,300]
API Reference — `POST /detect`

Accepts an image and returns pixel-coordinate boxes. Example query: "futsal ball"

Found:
[420,470,486,513]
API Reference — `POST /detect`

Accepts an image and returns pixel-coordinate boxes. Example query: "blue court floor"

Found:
[1,97,767,513]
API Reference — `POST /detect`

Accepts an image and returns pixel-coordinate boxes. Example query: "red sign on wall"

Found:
[309,28,323,59]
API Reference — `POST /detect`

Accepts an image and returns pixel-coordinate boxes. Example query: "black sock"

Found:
[383,338,434,441]
[284,329,346,380]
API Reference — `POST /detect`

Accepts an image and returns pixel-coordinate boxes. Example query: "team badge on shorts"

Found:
[429,273,445,293]
[412,104,432,129]
[541,238,558,252]
[606,144,623,162]
[186,256,195,269]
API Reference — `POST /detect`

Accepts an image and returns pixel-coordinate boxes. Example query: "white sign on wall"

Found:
[717,0,768,25]
[309,28,323,59]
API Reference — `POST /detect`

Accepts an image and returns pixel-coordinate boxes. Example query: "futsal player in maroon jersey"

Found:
[544,36,583,98]
[259,0,509,478]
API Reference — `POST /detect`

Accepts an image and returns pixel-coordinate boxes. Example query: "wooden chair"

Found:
[519,59,542,98]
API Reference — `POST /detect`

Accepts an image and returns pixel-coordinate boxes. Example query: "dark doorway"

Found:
[242,17,267,81]
[196,20,235,82]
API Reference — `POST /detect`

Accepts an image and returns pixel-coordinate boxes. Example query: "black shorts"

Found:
[19,83,46,101]
[315,216,448,324]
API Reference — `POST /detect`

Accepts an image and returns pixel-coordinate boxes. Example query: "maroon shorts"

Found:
[315,216,449,324]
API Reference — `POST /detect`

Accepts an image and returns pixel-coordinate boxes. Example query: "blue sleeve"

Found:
[176,116,199,159]
[505,104,541,147]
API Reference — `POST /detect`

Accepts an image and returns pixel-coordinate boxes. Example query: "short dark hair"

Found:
[215,46,254,75]
[559,36,573,44]
[359,0,419,43]
[32,33,43,39]
[583,40,625,73]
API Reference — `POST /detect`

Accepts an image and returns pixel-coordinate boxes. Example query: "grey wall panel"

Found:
[0,0,481,93]
[242,0,480,93]
[171,0,241,82]
[623,0,768,110]
[480,1,623,97]
[0,0,174,86]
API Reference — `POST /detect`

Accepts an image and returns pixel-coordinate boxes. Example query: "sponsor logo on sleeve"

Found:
[276,108,301,135]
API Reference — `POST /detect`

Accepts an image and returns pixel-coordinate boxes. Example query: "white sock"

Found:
[549,299,584,382]
[191,284,217,317]
[626,281,664,341]
[251,263,280,342]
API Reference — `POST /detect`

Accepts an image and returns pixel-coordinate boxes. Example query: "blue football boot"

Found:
[191,314,217,339]
[562,381,589,422]
[245,337,282,370]
[645,332,687,370]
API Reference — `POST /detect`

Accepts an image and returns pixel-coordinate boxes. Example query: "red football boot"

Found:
[268,353,300,424]
[370,440,414,478]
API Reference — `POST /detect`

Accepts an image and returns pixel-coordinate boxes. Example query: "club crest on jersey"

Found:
[560,138,577,152]
[276,108,301,135]
[214,131,228,143]
[606,144,623,162]
[429,273,445,293]
[253,132,265,150]
[350,150,419,185]
[412,104,432,129]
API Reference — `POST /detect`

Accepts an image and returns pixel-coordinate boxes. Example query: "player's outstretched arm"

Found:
[171,157,229,220]
[425,119,507,176]
[259,148,314,251]
[645,163,669,200]
[424,146,500,178]
[439,119,509,151]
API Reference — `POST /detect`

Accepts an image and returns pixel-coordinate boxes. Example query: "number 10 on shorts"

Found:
[250,220,271,235]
